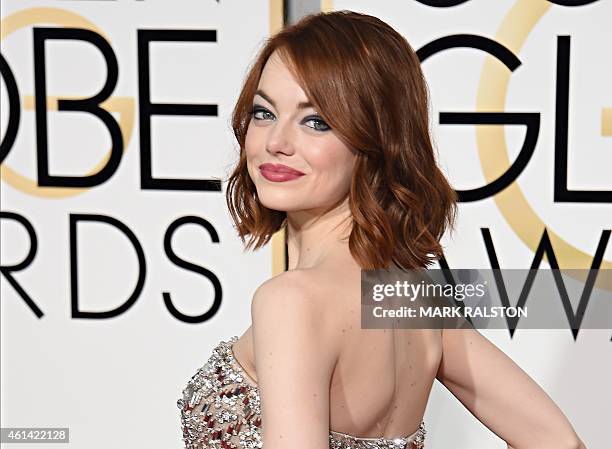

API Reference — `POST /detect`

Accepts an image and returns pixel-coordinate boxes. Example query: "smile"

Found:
[258,163,305,182]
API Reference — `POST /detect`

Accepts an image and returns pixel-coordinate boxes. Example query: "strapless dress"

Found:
[178,336,426,449]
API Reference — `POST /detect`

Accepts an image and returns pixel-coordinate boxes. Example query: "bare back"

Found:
[232,256,442,439]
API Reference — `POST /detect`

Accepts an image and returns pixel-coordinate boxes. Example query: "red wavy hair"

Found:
[226,10,458,270]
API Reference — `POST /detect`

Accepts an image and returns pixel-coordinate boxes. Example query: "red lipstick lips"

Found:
[258,163,305,182]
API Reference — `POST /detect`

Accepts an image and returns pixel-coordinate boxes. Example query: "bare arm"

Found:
[251,271,339,449]
[436,327,585,449]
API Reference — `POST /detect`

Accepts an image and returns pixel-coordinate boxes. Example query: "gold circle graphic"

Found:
[477,0,611,289]
[0,7,134,198]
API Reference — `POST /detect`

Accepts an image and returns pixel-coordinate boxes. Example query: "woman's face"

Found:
[245,50,357,213]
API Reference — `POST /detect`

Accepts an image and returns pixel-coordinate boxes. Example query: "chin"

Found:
[256,193,298,212]
[256,185,317,211]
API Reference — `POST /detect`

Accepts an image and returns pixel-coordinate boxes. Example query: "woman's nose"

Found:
[266,120,295,155]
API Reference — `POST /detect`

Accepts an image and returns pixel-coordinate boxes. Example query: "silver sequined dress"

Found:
[178,336,426,449]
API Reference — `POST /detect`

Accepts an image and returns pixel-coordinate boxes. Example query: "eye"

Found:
[251,106,274,121]
[303,115,331,132]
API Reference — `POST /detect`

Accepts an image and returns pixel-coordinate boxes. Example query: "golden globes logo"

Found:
[408,0,611,290]
[0,7,220,196]
[0,7,224,323]
[0,2,609,333]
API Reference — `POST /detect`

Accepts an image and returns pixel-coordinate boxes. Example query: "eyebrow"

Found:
[254,89,313,110]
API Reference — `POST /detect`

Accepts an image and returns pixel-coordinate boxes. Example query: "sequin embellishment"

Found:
[178,336,426,448]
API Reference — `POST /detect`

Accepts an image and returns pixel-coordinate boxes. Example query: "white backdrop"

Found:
[1,0,611,448]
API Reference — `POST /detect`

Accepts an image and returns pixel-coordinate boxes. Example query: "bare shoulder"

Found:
[252,269,318,308]
[251,269,343,356]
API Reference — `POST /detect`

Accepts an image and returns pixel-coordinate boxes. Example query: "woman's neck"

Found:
[285,198,353,271]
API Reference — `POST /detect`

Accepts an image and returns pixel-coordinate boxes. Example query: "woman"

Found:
[178,10,586,449]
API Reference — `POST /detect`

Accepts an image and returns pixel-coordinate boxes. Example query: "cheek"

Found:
[309,143,355,186]
[244,124,262,182]
[244,122,263,158]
